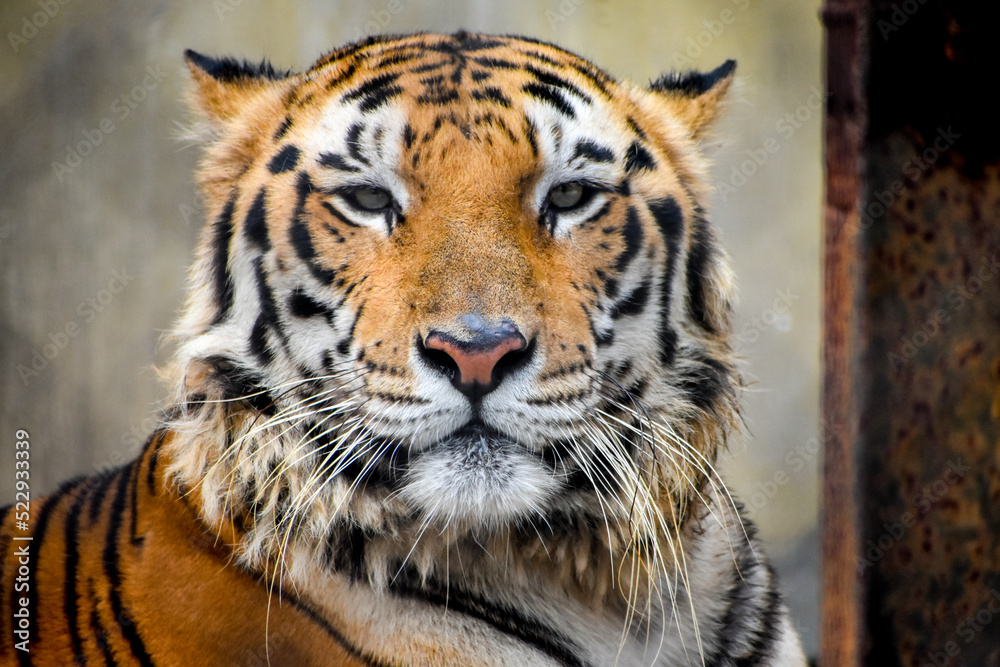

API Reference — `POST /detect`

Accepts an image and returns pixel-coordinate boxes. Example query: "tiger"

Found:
[1,31,807,666]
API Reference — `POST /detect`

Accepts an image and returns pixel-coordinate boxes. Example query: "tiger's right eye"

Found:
[345,186,393,212]
[548,182,586,210]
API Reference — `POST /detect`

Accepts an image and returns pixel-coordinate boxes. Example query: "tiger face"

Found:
[173,32,739,588]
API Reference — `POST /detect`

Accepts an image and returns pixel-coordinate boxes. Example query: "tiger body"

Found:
[1,33,806,666]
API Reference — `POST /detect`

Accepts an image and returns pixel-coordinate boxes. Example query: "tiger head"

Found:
[168,32,739,595]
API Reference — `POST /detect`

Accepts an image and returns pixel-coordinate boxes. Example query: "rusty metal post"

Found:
[821,0,866,663]
[823,0,1000,664]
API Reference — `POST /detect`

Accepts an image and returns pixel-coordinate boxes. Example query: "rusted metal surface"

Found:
[825,0,1000,664]
[821,0,866,664]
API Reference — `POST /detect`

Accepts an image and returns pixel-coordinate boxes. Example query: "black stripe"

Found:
[273,115,293,141]
[409,59,448,74]
[323,522,370,583]
[577,200,613,231]
[609,278,651,319]
[571,139,614,164]
[471,86,512,108]
[127,450,145,547]
[522,82,575,118]
[326,62,357,91]
[249,316,273,366]
[524,64,591,104]
[290,173,337,285]
[345,122,370,166]
[336,300,365,357]
[272,588,383,666]
[417,86,459,106]
[91,602,119,666]
[243,187,270,251]
[567,60,612,99]
[207,356,276,414]
[470,56,519,70]
[210,195,237,325]
[389,568,591,667]
[343,72,404,112]
[685,211,717,333]
[597,271,618,299]
[451,32,506,51]
[321,200,363,229]
[87,468,118,525]
[735,573,784,666]
[675,349,732,412]
[359,85,403,112]
[519,49,561,67]
[624,140,657,173]
[703,525,784,667]
[523,119,539,157]
[318,152,361,172]
[614,206,644,272]
[588,303,614,347]
[16,477,83,665]
[64,485,89,663]
[342,72,401,103]
[267,144,301,174]
[288,287,334,321]
[649,197,684,365]
[250,256,283,366]
[254,257,281,333]
[375,51,417,69]
[103,466,155,666]
[626,117,647,140]
[145,433,162,494]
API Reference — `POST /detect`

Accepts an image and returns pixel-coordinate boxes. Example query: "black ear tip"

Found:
[184,49,213,71]
[182,49,292,82]
[651,59,737,96]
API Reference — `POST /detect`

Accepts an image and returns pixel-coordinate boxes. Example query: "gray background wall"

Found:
[0,0,822,656]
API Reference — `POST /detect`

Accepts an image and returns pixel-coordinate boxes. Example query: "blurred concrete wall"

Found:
[0,0,821,656]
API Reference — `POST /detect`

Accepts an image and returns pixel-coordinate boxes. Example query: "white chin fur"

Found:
[400,437,561,527]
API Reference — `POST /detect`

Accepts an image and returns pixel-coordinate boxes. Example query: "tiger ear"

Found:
[183,50,293,123]
[648,60,736,137]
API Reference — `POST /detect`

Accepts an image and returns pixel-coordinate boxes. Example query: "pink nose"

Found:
[420,317,531,400]
[424,330,527,387]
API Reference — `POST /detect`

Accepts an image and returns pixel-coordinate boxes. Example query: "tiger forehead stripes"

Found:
[0,32,806,666]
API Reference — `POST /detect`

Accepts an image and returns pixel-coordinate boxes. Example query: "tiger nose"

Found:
[420,316,531,400]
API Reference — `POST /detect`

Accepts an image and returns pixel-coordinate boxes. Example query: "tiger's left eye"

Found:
[548,182,587,210]
[347,187,393,211]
